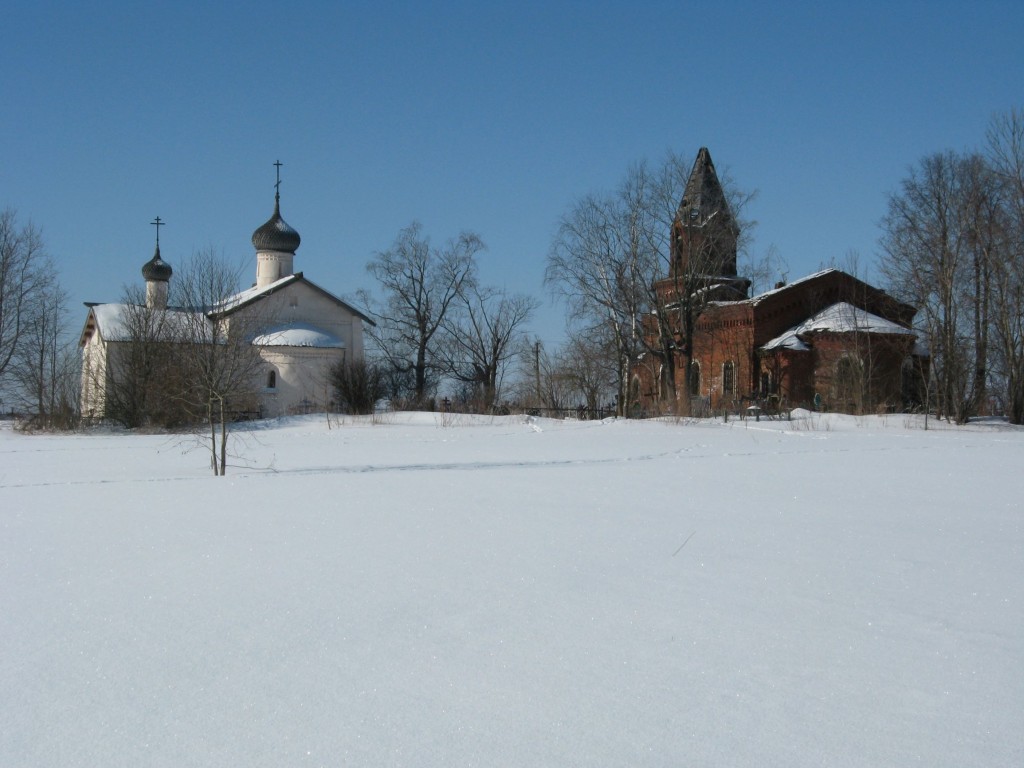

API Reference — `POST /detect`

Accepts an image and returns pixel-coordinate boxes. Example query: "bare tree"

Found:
[0,209,51,384]
[86,285,183,428]
[986,108,1024,423]
[547,190,645,414]
[961,155,999,413]
[10,281,79,428]
[358,222,482,407]
[173,249,266,475]
[506,333,616,416]
[552,330,618,414]
[505,339,572,412]
[880,151,995,423]
[328,356,386,415]
[440,285,538,411]
[532,341,573,411]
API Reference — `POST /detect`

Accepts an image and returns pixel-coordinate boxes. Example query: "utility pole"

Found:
[534,340,542,407]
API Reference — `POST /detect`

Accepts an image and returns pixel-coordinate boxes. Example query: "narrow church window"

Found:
[689,361,701,396]
[723,361,735,395]
[267,370,277,389]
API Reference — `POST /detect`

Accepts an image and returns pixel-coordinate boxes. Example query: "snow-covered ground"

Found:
[2,411,1021,767]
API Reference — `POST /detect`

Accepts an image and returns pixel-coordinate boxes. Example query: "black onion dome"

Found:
[252,198,301,253]
[141,245,173,281]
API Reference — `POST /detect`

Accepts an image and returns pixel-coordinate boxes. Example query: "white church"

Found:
[80,178,372,421]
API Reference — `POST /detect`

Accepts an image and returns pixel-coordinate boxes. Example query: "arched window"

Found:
[267,370,277,389]
[722,361,735,395]
[688,361,701,396]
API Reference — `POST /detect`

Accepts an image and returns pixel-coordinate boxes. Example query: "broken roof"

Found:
[761,301,916,352]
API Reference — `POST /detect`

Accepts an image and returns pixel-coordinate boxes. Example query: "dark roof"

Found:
[251,197,301,254]
[141,245,173,282]
[749,268,917,321]
[676,147,737,233]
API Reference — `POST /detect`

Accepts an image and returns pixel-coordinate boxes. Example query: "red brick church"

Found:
[631,148,926,415]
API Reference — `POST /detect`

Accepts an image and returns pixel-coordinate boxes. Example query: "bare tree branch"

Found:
[440,285,538,411]
[359,222,482,406]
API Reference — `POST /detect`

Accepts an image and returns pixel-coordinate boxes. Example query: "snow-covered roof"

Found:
[213,272,374,324]
[84,304,211,344]
[795,302,916,335]
[252,322,345,348]
[761,301,915,352]
[214,274,297,314]
[761,328,809,352]
[89,304,131,341]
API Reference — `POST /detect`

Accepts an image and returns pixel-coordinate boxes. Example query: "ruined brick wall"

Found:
[629,353,662,415]
[811,333,918,412]
[759,349,815,406]
[630,269,920,415]
[684,303,757,409]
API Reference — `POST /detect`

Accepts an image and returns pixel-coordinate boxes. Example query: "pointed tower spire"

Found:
[671,147,739,279]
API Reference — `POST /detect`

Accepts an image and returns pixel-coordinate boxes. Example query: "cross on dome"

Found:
[251,160,301,255]
[142,215,173,283]
[151,216,164,247]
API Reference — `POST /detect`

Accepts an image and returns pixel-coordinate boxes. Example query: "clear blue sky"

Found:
[3,1,1022,346]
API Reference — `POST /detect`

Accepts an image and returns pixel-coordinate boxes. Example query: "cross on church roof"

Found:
[274,160,283,201]
[150,216,164,247]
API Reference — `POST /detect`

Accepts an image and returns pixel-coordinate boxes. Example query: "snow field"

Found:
[1,413,1021,766]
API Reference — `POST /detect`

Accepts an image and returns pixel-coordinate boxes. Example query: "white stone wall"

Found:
[228,281,365,357]
[256,249,295,288]
[80,332,108,419]
[257,346,344,418]
[145,280,169,310]
[232,280,367,418]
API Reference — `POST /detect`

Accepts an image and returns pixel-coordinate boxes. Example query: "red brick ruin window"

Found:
[723,361,735,395]
[689,361,701,396]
